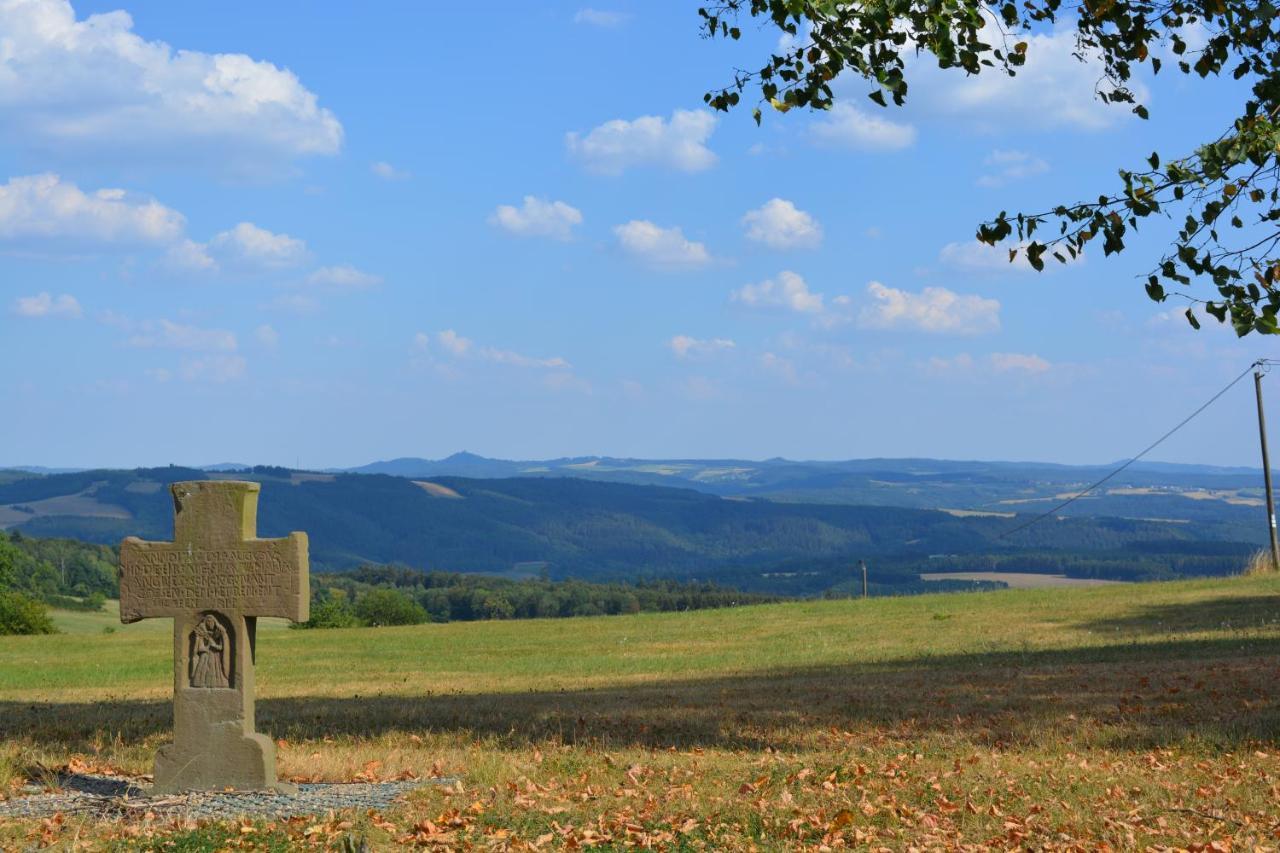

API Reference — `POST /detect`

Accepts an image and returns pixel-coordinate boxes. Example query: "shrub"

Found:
[0,591,56,635]
[354,588,427,627]
[294,598,361,629]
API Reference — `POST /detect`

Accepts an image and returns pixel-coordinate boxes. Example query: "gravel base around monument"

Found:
[0,774,446,822]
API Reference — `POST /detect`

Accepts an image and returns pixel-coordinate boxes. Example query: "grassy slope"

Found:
[3,576,1280,848]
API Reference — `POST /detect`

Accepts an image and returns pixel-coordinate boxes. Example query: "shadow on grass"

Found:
[1080,594,1280,635]
[5,634,1280,755]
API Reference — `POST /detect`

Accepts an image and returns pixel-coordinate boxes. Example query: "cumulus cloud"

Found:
[207,222,308,269]
[614,220,710,270]
[911,25,1148,132]
[370,161,410,180]
[12,291,81,318]
[163,238,217,272]
[126,319,238,351]
[437,329,472,357]
[742,199,822,250]
[306,264,381,289]
[859,282,1000,334]
[429,329,569,369]
[667,335,735,358]
[567,110,718,175]
[0,173,184,246]
[573,8,630,27]
[489,196,583,241]
[732,270,825,314]
[938,239,1082,273]
[810,104,916,151]
[977,149,1049,187]
[0,0,342,167]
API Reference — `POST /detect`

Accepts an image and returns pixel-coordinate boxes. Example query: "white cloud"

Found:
[0,173,184,246]
[573,8,630,27]
[370,161,409,180]
[412,332,432,351]
[306,264,381,289]
[437,329,472,357]
[732,270,824,314]
[614,220,710,269]
[939,239,1082,273]
[164,238,217,272]
[925,351,1051,375]
[859,282,1000,334]
[742,199,822,250]
[489,196,583,241]
[180,355,246,383]
[810,104,916,151]
[482,347,570,369]
[912,25,1148,131]
[567,110,718,175]
[12,291,80,318]
[254,324,278,347]
[432,329,569,369]
[977,149,1049,187]
[208,222,308,269]
[668,335,735,359]
[127,319,237,351]
[0,0,342,167]
[990,352,1051,373]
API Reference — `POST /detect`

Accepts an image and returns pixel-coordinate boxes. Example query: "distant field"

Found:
[921,571,1126,588]
[3,575,1280,848]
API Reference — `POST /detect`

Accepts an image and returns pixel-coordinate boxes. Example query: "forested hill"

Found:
[0,466,1263,595]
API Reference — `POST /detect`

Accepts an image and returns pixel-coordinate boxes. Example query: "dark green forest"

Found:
[299,565,779,629]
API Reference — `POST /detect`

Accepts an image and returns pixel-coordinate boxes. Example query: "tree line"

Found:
[298,564,779,628]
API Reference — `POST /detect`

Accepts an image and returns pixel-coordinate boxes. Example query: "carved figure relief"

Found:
[189,612,232,688]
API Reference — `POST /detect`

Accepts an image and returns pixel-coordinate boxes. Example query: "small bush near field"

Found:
[0,591,56,635]
[354,588,427,627]
[294,597,361,629]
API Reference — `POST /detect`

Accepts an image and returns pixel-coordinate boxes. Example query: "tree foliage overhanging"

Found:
[700,0,1280,334]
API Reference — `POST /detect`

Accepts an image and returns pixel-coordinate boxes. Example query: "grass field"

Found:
[919,571,1126,589]
[3,576,1280,849]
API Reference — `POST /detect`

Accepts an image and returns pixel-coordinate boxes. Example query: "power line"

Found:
[997,359,1272,541]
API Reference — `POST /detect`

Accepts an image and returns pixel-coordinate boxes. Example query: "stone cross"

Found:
[119,480,309,794]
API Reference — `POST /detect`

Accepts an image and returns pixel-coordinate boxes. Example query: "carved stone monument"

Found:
[119,480,309,794]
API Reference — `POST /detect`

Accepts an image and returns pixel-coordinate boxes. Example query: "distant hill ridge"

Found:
[0,464,1266,595]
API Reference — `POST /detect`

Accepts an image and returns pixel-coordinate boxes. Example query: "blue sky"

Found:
[1,0,1276,469]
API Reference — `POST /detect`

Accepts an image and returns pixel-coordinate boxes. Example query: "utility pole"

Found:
[1254,367,1280,570]
[859,560,868,599]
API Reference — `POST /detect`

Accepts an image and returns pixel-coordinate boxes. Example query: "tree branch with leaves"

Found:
[699,0,1280,335]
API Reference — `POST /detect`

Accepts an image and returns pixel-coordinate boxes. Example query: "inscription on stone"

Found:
[124,547,297,612]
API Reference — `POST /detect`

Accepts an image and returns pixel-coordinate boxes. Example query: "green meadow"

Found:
[3,575,1280,848]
